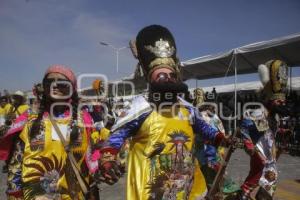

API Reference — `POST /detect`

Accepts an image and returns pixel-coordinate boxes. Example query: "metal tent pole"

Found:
[234,51,237,131]
[289,66,292,95]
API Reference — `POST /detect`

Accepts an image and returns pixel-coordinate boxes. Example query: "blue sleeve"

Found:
[192,108,219,142]
[240,119,252,140]
[107,112,150,150]
[240,119,256,150]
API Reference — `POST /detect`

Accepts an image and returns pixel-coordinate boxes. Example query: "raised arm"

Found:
[97,111,150,185]
[240,119,255,154]
[193,109,225,145]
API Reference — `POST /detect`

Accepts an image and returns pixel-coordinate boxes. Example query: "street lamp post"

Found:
[100,42,129,97]
[99,42,128,73]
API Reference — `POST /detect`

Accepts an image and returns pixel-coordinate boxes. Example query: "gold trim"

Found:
[146,57,182,80]
[148,58,176,69]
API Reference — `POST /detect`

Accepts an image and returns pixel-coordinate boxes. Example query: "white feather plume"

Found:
[258,64,270,86]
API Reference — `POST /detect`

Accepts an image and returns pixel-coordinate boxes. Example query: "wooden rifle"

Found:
[206,129,239,200]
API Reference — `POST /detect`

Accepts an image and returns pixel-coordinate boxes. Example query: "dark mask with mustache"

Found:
[148,81,191,106]
[270,104,289,117]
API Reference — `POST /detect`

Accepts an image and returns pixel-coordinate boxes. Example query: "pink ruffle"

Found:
[0,111,28,160]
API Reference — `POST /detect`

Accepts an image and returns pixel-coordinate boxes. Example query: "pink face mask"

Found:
[150,67,177,83]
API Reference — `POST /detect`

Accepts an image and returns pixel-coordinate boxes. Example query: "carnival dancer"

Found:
[193,88,239,198]
[193,88,218,184]
[4,65,102,200]
[0,95,13,173]
[10,91,30,120]
[238,60,289,200]
[0,91,29,135]
[2,90,30,137]
[0,91,29,136]
[97,25,232,200]
[0,95,12,126]
[0,91,40,199]
[0,95,13,136]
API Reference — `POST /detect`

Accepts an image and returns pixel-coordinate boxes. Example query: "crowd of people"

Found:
[0,24,298,200]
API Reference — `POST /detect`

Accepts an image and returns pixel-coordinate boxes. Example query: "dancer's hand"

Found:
[99,160,122,185]
[98,147,122,185]
[223,135,237,148]
[248,148,256,156]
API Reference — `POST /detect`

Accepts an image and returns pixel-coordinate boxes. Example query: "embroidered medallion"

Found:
[145,39,175,58]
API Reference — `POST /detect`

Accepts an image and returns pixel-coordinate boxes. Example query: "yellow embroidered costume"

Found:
[0,103,13,132]
[3,103,30,200]
[98,24,224,200]
[101,97,221,200]
[14,105,30,117]
[0,103,13,120]
[19,112,91,200]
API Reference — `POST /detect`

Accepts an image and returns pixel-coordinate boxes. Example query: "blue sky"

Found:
[0,0,300,91]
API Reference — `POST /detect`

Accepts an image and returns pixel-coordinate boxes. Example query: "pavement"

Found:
[1,149,299,199]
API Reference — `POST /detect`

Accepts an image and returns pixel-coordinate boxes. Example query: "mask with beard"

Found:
[270,104,289,117]
[148,81,191,106]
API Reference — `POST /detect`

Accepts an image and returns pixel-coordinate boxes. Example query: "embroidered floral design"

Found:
[23,154,66,199]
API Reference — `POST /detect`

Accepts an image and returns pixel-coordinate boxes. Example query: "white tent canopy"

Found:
[118,33,300,130]
[111,77,300,100]
[181,33,300,80]
[192,77,300,94]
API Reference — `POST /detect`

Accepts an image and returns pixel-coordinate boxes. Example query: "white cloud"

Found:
[0,0,137,92]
